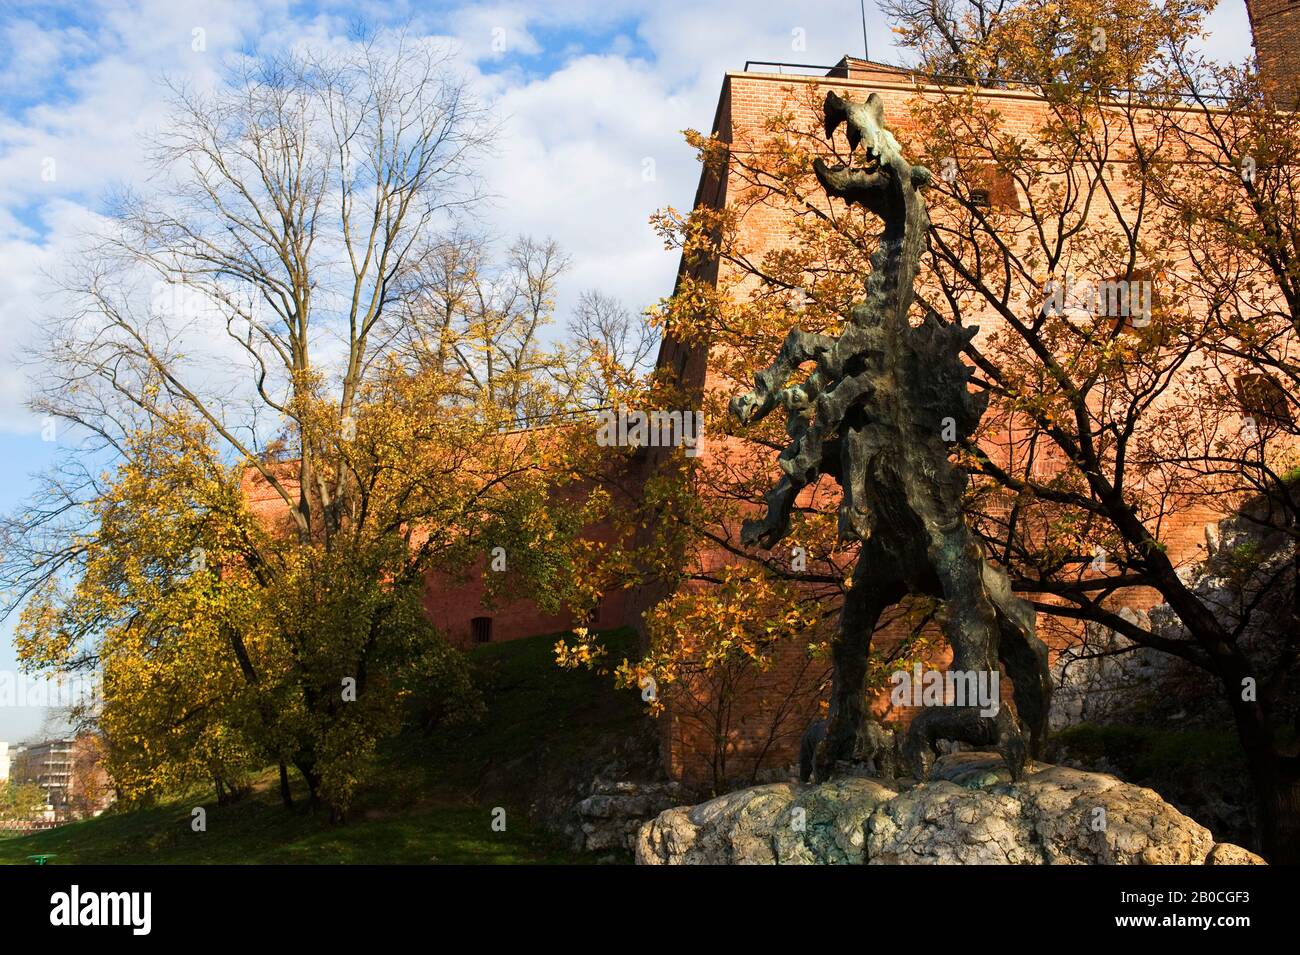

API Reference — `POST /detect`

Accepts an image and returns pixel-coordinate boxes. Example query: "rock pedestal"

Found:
[635,753,1266,865]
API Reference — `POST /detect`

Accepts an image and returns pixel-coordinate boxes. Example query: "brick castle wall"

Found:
[651,61,1257,784]
[1249,0,1300,95]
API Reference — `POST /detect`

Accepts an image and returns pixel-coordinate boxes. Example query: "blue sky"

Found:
[0,0,1255,742]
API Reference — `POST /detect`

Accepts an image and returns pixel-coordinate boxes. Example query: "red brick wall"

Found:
[240,461,635,651]
[424,532,630,650]
[1249,0,1300,95]
[650,64,1253,783]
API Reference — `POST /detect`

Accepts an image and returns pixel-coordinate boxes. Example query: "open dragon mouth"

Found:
[812,157,894,210]
[857,147,882,173]
[814,91,931,223]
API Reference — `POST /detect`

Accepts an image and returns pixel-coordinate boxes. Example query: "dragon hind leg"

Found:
[811,552,904,782]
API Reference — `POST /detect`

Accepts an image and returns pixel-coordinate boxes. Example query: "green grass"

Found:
[0,628,646,865]
[1050,723,1244,780]
[0,788,574,865]
[412,626,644,783]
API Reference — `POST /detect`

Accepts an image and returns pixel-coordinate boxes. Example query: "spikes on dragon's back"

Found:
[905,314,986,441]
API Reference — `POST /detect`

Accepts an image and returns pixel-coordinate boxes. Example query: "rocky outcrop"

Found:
[636,753,1266,865]
[1047,610,1160,732]
[636,776,898,865]
[1049,491,1298,734]
[574,779,695,853]
[1205,842,1268,865]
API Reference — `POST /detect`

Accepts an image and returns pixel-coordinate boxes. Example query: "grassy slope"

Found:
[0,628,644,865]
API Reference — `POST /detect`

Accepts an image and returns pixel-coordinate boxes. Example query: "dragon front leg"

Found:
[739,369,877,550]
[729,327,836,426]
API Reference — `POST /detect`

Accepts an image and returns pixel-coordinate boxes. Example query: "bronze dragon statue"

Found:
[729,91,1052,783]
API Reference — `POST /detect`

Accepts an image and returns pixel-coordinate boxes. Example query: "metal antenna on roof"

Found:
[860,0,870,61]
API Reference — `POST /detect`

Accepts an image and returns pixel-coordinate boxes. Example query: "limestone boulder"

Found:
[636,753,1262,865]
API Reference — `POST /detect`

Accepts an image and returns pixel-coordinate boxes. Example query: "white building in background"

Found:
[0,742,10,783]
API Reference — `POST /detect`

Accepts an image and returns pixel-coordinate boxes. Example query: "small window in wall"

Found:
[471,616,493,644]
[1095,268,1163,334]
[969,165,1020,212]
[1235,373,1295,430]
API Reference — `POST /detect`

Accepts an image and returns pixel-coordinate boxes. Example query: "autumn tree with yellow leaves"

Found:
[0,34,631,819]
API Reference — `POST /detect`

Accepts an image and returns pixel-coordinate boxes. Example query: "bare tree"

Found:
[554,290,658,407]
[394,232,574,422]
[394,234,655,419]
[489,235,572,418]
[21,31,494,555]
[882,0,1015,82]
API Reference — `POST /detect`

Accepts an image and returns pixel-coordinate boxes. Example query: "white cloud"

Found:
[0,200,110,433]
[451,4,543,61]
[0,0,1259,433]
[472,53,708,318]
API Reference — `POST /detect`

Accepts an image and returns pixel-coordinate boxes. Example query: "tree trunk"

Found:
[1227,683,1299,862]
[278,761,293,809]
[294,758,322,807]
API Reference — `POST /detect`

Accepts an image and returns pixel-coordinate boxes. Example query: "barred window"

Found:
[970,165,1020,211]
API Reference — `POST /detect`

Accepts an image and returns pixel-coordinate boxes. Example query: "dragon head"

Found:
[813,91,931,239]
